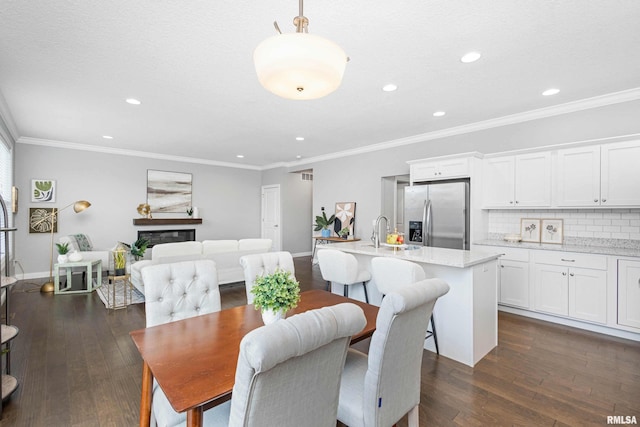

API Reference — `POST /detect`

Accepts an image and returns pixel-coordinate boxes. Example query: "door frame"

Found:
[261,184,282,251]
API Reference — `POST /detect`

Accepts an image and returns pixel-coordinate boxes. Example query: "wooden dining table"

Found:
[130,289,379,427]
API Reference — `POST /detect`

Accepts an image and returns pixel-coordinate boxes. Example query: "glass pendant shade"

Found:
[254,33,347,100]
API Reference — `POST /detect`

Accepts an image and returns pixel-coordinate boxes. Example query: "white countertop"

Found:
[474,239,640,258]
[318,241,501,268]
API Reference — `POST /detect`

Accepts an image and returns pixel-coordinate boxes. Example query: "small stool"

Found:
[106,274,133,310]
[371,257,440,354]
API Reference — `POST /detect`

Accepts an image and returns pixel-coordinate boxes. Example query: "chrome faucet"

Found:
[372,215,389,248]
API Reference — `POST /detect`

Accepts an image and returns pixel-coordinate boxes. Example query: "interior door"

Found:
[261,185,281,251]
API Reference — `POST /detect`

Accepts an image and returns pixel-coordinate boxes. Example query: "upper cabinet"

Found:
[408,153,481,183]
[555,141,640,207]
[483,152,551,208]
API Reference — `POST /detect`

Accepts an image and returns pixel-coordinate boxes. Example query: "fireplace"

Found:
[137,229,196,248]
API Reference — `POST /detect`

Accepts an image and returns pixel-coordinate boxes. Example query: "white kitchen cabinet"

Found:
[601,141,640,206]
[618,259,640,329]
[533,251,607,324]
[483,152,551,207]
[556,140,640,207]
[410,157,470,181]
[497,247,530,309]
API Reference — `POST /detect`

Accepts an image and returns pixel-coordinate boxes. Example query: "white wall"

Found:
[14,144,262,277]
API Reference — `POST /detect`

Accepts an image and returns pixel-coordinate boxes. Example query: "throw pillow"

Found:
[73,234,93,251]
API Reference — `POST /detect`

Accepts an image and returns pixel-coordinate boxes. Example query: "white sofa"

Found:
[58,234,110,270]
[130,239,272,295]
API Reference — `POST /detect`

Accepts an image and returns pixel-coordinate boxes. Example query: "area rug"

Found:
[96,281,145,309]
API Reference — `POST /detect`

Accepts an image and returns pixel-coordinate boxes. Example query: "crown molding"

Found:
[16,137,262,170]
[12,87,640,171]
[271,87,640,170]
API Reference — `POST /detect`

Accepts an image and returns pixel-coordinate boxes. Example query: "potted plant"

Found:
[56,242,70,263]
[251,269,301,324]
[186,207,194,217]
[338,226,350,239]
[314,208,335,238]
[112,243,128,276]
[129,237,149,261]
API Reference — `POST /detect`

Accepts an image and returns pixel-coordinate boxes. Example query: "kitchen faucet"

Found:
[372,214,389,248]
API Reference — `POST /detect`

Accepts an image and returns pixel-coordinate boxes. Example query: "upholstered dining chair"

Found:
[337,279,450,427]
[141,259,222,427]
[239,251,295,305]
[317,249,371,303]
[371,257,440,354]
[152,302,367,427]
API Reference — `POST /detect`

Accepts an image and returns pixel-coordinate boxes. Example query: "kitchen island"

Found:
[317,242,502,367]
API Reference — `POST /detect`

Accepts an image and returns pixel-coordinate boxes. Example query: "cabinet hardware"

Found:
[594,199,598,202]
[561,259,575,262]
[509,201,513,204]
[602,199,606,202]
[515,201,519,204]
[562,272,567,276]
[570,273,574,276]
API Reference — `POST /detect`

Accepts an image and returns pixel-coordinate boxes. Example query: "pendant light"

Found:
[253,0,348,100]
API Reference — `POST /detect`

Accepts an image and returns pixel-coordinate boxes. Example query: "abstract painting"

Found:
[334,202,356,237]
[147,170,192,213]
[31,179,56,202]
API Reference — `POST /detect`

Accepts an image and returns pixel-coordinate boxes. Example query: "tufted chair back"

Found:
[142,260,221,328]
[239,251,295,305]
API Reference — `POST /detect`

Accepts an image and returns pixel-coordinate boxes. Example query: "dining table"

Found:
[130,289,379,427]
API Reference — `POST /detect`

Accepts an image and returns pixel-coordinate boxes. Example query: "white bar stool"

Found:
[317,249,371,303]
[371,257,440,354]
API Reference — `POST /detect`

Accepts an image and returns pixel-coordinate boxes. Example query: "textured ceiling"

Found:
[1,0,639,168]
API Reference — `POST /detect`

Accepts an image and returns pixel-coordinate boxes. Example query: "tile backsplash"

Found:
[487,209,640,242]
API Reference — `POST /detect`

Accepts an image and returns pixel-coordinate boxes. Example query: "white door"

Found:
[555,146,601,206]
[261,185,281,251]
[499,259,530,308]
[618,259,640,329]
[515,152,551,206]
[568,267,607,324]
[482,156,515,207]
[534,263,569,316]
[601,140,640,206]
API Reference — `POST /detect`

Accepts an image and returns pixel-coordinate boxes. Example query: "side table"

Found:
[106,274,133,311]
[54,259,102,294]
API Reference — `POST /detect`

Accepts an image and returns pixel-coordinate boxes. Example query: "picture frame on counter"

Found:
[541,219,563,244]
[520,218,541,243]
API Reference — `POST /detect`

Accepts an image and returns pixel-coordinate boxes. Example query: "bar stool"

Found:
[371,257,440,354]
[317,249,371,303]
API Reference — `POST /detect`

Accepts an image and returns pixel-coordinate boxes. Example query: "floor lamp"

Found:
[33,200,91,293]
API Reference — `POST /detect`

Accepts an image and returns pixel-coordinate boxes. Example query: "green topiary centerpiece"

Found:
[251,269,301,324]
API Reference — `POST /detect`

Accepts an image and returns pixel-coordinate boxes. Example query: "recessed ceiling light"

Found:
[296,155,302,159]
[433,111,446,117]
[236,154,244,158]
[382,84,398,92]
[126,98,141,105]
[102,135,113,139]
[460,52,481,63]
[542,88,560,96]
[296,137,305,141]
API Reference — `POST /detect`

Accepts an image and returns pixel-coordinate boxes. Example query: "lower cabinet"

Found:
[532,251,607,324]
[618,259,640,329]
[499,260,529,308]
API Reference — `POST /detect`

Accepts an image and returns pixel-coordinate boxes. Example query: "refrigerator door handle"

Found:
[424,199,432,246]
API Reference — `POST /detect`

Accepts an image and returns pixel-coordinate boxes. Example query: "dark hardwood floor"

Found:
[2,256,639,426]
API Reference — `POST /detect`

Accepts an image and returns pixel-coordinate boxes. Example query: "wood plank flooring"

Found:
[2,256,639,426]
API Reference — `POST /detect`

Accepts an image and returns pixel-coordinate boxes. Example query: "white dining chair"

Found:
[337,279,450,427]
[317,249,371,303]
[141,259,222,427]
[239,251,295,305]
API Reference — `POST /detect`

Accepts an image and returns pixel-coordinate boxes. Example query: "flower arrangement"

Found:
[251,269,301,315]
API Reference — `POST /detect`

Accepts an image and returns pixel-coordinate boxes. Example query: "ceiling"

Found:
[1,1,639,169]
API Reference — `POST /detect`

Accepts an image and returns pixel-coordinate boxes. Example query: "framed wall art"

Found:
[29,207,57,233]
[31,179,56,202]
[541,219,563,244]
[520,218,541,243]
[334,202,356,237]
[147,170,192,213]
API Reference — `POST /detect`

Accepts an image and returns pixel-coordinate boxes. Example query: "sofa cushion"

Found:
[73,234,93,251]
[151,241,202,259]
[238,239,272,251]
[203,240,239,255]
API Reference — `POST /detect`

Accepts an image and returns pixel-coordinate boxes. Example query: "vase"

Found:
[261,309,286,325]
[57,254,69,264]
[321,228,331,238]
[68,251,83,262]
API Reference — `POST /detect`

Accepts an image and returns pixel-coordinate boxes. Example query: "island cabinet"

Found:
[555,140,640,207]
[482,152,551,208]
[497,247,530,309]
[618,259,640,329]
[532,251,607,324]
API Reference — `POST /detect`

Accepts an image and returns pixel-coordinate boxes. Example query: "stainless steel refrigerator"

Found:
[404,179,470,250]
